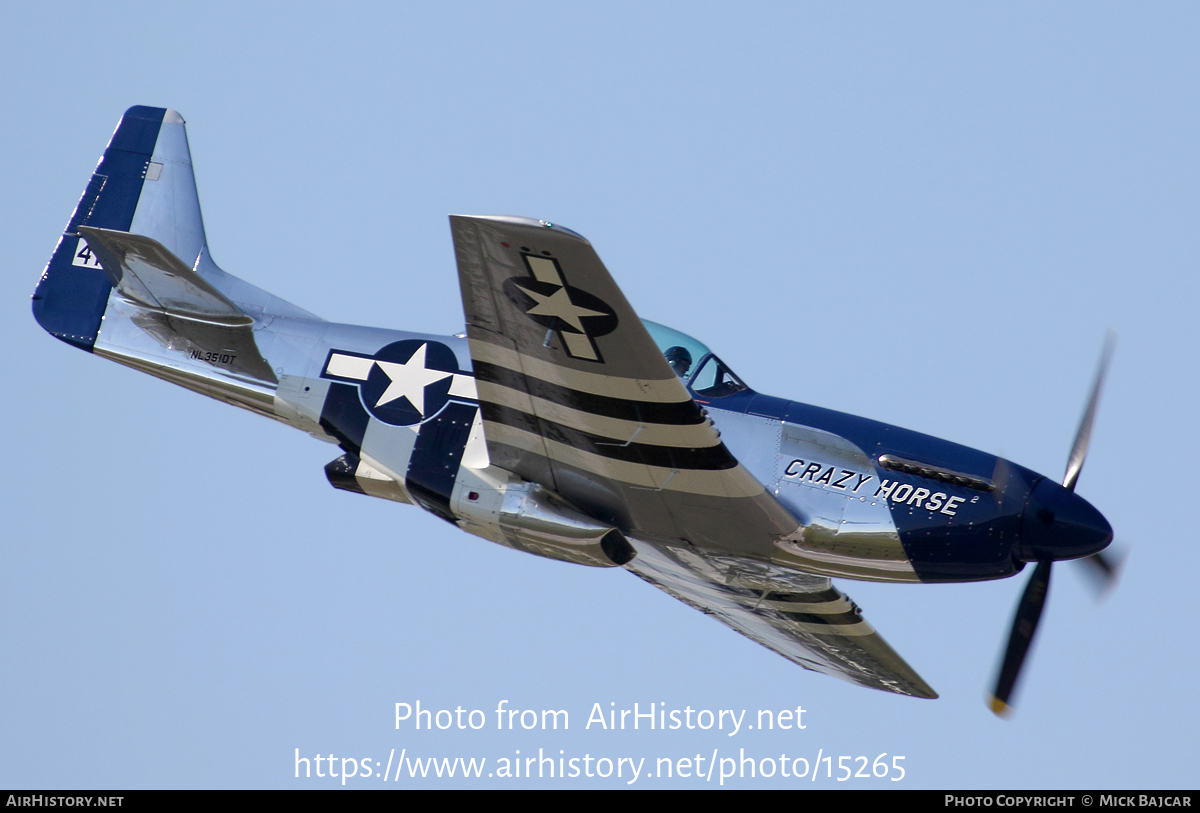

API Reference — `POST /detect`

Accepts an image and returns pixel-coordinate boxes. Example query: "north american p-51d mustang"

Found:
[33,107,1117,715]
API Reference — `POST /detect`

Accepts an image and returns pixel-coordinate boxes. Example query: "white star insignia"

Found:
[373,343,451,416]
[515,282,606,333]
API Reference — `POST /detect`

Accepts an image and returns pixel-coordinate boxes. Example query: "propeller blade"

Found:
[1076,547,1126,598]
[1063,332,1116,492]
[989,560,1052,717]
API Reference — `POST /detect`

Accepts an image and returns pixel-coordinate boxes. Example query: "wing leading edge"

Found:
[450,214,935,698]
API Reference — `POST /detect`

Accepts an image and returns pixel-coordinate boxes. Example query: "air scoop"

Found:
[1018,479,1112,562]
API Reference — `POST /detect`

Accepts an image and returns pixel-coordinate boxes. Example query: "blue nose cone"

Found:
[1018,479,1113,562]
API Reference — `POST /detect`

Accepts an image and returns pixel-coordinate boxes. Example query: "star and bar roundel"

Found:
[503,253,618,362]
[321,340,475,426]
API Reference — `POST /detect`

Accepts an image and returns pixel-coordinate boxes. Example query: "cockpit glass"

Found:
[641,319,749,398]
[642,320,710,381]
[689,355,747,398]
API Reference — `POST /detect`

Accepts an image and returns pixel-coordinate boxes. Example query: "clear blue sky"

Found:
[2,2,1196,788]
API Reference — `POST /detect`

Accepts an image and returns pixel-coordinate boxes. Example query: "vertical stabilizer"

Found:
[34,106,317,351]
[33,106,175,350]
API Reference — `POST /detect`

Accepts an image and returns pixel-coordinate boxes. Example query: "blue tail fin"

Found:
[33,106,315,352]
[32,106,195,349]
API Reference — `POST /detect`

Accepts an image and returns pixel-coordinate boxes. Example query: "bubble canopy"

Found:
[641,319,748,399]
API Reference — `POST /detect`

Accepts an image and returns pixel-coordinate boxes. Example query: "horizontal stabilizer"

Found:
[78,227,251,326]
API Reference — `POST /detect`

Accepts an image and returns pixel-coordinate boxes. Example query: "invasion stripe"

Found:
[477,379,720,448]
[772,609,867,627]
[761,589,843,604]
[469,339,686,403]
[475,361,704,425]
[406,402,476,523]
[481,402,737,471]
[779,619,874,637]
[484,423,767,498]
[757,599,855,615]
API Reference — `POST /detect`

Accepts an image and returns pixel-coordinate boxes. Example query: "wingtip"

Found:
[907,680,938,700]
[448,215,591,244]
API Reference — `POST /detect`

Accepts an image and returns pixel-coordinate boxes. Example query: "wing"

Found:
[451,216,801,557]
[450,215,934,698]
[628,540,937,698]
